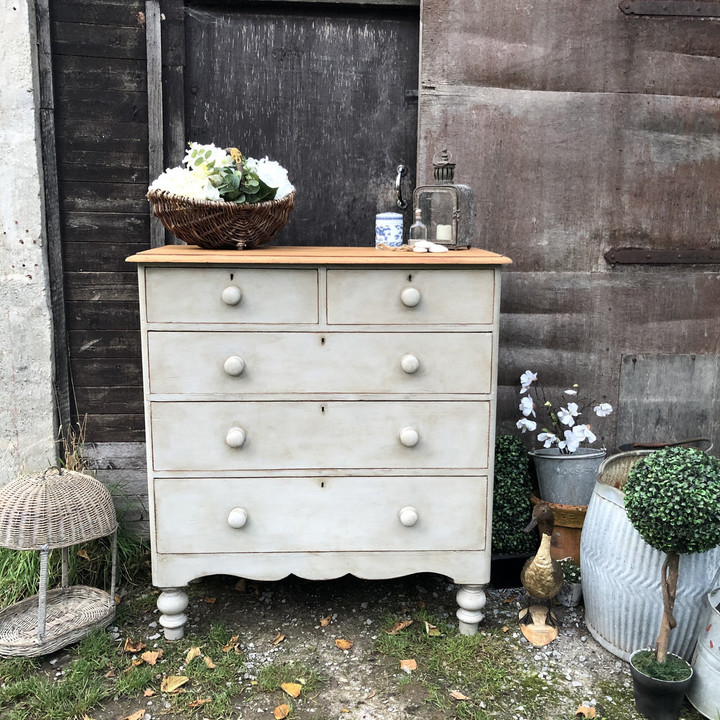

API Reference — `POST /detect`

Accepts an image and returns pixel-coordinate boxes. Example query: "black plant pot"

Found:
[490,553,531,589]
[629,649,694,720]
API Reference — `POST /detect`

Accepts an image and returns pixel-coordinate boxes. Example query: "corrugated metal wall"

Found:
[418,0,720,450]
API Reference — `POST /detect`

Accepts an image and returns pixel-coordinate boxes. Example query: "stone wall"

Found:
[0,0,56,484]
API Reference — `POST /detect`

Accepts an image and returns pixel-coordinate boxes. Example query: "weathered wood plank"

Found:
[62,212,150,244]
[65,273,138,302]
[53,55,147,91]
[64,241,149,272]
[66,303,140,330]
[60,183,148,214]
[73,385,143,415]
[422,0,720,98]
[84,441,146,470]
[146,0,165,248]
[51,20,146,59]
[58,90,148,124]
[52,0,145,27]
[55,119,147,154]
[69,330,141,358]
[83,416,146,443]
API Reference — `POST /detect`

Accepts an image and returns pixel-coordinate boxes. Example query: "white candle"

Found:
[435,224,452,241]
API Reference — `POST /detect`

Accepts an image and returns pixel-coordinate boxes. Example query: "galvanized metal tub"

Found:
[581,478,720,661]
[687,582,720,719]
[530,447,605,507]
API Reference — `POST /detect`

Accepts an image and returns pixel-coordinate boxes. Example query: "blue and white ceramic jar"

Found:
[375,212,404,247]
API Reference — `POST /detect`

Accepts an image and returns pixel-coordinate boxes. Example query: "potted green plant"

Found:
[516,370,613,507]
[491,435,538,588]
[623,446,720,720]
[556,557,582,607]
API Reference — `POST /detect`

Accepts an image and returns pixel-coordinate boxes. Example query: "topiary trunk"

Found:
[656,552,679,663]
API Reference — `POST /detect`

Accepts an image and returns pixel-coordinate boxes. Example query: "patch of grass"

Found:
[256,659,324,693]
[374,613,559,719]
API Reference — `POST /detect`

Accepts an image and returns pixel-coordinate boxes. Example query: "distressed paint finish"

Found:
[420,0,720,449]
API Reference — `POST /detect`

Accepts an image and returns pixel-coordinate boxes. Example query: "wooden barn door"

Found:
[161,1,420,245]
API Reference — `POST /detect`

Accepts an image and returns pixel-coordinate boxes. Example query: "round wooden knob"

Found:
[398,506,419,527]
[221,285,243,306]
[225,426,246,448]
[224,355,246,376]
[399,427,419,447]
[400,353,420,374]
[227,507,248,529]
[400,286,421,307]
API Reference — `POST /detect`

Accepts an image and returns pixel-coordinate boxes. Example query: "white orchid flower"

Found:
[564,389,578,396]
[519,370,537,394]
[558,402,580,426]
[562,429,581,453]
[537,431,558,448]
[516,418,537,433]
[519,396,536,418]
[594,402,613,417]
[573,424,597,444]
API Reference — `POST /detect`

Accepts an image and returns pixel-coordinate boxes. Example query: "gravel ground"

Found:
[74,570,706,720]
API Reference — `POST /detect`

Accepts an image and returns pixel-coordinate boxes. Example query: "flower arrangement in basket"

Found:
[147,142,295,250]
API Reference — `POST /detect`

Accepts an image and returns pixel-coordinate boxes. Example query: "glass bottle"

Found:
[408,208,427,245]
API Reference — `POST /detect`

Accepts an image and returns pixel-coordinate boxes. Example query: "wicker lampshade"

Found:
[0,468,117,550]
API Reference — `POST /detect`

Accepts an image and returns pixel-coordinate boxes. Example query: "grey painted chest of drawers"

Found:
[128,245,511,639]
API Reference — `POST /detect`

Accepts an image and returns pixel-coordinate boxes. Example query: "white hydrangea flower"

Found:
[149,166,221,201]
[246,156,295,199]
[184,142,233,178]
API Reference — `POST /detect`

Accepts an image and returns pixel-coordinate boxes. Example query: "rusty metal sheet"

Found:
[418,89,720,268]
[620,1,720,16]
[422,0,720,97]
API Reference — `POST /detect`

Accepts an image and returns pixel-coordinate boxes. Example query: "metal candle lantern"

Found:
[412,150,474,249]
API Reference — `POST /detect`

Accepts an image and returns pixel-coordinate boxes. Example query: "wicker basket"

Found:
[147,188,296,250]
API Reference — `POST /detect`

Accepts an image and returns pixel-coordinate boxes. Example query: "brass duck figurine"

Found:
[518,502,564,646]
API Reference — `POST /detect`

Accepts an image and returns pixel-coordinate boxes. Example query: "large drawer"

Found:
[147,331,493,395]
[145,267,318,324]
[154,475,488,554]
[150,400,490,471]
[326,269,495,325]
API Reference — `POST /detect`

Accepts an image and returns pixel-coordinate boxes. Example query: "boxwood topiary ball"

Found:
[624,446,720,556]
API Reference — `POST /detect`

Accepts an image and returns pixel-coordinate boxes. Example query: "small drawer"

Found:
[154,475,488,554]
[147,331,493,395]
[150,400,490,471]
[326,269,495,325]
[145,267,318,324]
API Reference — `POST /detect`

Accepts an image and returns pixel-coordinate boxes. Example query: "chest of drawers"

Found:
[127,246,510,639]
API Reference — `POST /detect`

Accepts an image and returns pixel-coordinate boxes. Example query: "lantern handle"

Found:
[395,164,408,209]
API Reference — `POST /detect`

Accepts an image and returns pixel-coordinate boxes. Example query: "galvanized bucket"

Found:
[687,574,720,719]
[529,447,606,507]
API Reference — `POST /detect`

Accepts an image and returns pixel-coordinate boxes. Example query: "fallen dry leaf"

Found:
[424,621,441,636]
[340,710,350,714]
[400,659,417,673]
[450,690,470,701]
[273,704,291,719]
[103,669,116,678]
[114,594,122,605]
[185,647,202,664]
[281,682,302,698]
[222,635,241,653]
[320,615,332,627]
[271,633,285,646]
[503,595,517,604]
[123,638,146,653]
[203,656,216,669]
[502,625,509,633]
[576,706,597,718]
[417,600,426,609]
[143,689,155,697]
[131,658,144,667]
[161,675,189,693]
[235,578,247,592]
[141,649,162,666]
[387,620,413,635]
[335,639,353,650]
[188,698,212,708]
[204,596,216,604]
[120,711,145,720]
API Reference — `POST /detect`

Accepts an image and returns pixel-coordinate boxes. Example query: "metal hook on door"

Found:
[395,164,408,209]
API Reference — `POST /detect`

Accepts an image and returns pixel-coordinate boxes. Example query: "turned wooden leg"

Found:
[456,584,486,635]
[157,588,189,640]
